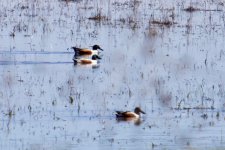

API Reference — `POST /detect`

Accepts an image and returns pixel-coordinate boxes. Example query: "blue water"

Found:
[0,0,225,149]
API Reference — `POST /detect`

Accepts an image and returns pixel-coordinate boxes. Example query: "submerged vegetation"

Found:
[0,0,225,149]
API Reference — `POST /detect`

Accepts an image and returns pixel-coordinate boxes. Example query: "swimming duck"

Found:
[115,107,146,119]
[72,45,103,56]
[73,54,101,65]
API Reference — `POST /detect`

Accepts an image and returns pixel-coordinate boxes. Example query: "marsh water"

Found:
[1,0,225,149]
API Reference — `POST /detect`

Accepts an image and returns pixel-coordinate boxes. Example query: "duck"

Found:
[115,107,146,119]
[73,54,101,65]
[71,45,103,56]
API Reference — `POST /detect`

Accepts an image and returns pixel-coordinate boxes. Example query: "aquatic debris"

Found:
[52,100,57,106]
[174,106,214,110]
[59,0,82,3]
[151,20,174,27]
[77,101,80,115]
[112,1,141,9]
[18,78,23,82]
[183,6,200,12]
[69,96,74,104]
[88,13,108,21]
[9,32,15,38]
[21,6,29,10]
[216,112,219,119]
[28,105,32,112]
[152,143,157,148]
[201,114,208,119]
[4,109,15,117]
[183,6,222,12]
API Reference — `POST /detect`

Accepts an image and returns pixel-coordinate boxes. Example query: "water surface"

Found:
[0,0,225,149]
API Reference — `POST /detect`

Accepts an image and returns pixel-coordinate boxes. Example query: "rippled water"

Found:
[0,0,225,149]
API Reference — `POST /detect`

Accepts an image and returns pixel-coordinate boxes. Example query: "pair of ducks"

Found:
[72,45,103,65]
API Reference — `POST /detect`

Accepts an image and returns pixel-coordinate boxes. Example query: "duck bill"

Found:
[140,110,146,114]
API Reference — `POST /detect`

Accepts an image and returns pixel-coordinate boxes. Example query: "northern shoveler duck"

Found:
[72,45,103,56]
[115,107,146,119]
[73,54,101,65]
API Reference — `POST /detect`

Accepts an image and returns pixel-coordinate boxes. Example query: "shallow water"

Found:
[1,0,225,149]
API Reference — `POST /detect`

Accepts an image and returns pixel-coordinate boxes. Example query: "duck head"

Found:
[134,107,145,115]
[92,54,101,60]
[92,45,103,51]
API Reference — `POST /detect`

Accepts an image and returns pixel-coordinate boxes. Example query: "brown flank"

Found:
[80,59,93,64]
[122,112,136,117]
[79,49,93,55]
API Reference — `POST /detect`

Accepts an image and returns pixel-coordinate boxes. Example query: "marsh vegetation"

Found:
[0,0,225,149]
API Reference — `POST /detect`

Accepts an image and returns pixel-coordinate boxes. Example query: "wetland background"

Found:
[0,0,225,149]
